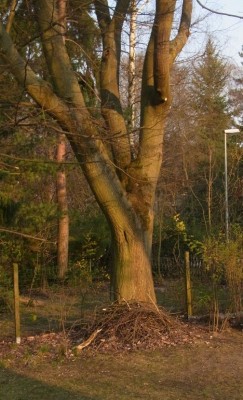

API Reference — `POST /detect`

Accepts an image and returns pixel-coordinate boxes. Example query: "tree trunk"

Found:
[207,148,213,232]
[56,133,69,279]
[111,223,156,303]
[56,1,69,280]
[0,0,192,304]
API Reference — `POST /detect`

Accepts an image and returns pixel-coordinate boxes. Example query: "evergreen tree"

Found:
[188,39,231,234]
[157,39,232,243]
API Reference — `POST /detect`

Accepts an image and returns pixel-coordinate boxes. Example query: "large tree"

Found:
[0,0,192,303]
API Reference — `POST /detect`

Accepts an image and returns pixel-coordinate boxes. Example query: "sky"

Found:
[119,0,243,67]
[191,0,243,65]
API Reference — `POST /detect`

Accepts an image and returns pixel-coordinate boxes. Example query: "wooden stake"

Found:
[13,263,21,344]
[185,251,192,318]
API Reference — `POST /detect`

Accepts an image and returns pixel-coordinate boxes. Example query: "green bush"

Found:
[202,229,243,314]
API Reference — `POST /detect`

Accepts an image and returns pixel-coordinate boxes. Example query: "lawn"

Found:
[0,282,242,399]
[0,330,242,400]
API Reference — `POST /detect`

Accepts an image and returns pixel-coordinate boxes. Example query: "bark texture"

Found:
[55,0,69,279]
[0,0,192,303]
[56,134,69,279]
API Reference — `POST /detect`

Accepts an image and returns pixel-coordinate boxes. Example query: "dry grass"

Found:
[0,330,242,400]
[0,287,243,399]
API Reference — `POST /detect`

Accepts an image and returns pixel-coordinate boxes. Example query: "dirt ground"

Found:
[0,328,242,400]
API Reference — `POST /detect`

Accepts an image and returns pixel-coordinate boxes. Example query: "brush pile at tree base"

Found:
[73,302,200,352]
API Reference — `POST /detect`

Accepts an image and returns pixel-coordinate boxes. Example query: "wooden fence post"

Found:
[184,251,192,318]
[13,263,21,344]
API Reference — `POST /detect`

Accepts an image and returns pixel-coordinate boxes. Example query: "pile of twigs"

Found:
[73,302,190,352]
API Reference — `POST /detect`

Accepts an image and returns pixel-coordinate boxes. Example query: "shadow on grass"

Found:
[0,365,99,400]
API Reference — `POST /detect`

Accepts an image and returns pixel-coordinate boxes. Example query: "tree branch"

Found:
[0,22,72,128]
[35,0,85,108]
[114,0,131,32]
[94,0,111,31]
[154,0,176,102]
[170,0,192,64]
[0,18,141,236]
[6,0,18,33]
[196,0,243,19]
[0,227,56,243]
[95,0,131,171]
[114,0,131,74]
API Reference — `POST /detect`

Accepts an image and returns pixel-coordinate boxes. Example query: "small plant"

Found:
[173,214,203,254]
[39,343,51,354]
[193,287,212,315]
[67,259,92,288]
[0,265,13,312]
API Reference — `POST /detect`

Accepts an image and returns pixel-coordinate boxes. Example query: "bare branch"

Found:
[95,0,131,170]
[0,22,71,127]
[94,0,111,30]
[0,228,56,243]
[114,0,131,31]
[0,153,79,165]
[6,0,18,33]
[154,0,176,102]
[35,0,85,107]
[196,0,243,19]
[170,0,192,64]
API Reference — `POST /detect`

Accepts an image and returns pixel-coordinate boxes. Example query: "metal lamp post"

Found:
[224,128,240,241]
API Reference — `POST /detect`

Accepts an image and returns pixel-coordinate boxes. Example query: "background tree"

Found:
[189,38,231,233]
[227,52,243,229]
[56,0,69,280]
[158,39,232,242]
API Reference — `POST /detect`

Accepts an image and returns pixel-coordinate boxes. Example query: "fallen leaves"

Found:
[0,302,212,362]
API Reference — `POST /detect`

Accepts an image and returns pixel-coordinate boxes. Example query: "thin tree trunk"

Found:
[157,204,163,278]
[56,133,69,279]
[128,0,137,152]
[207,147,213,232]
[56,0,69,280]
[6,0,18,33]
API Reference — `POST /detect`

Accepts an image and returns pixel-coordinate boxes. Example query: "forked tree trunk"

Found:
[0,0,192,304]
